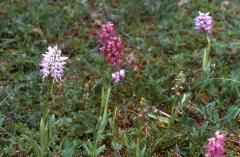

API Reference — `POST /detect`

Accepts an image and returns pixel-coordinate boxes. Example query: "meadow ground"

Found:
[0,0,240,156]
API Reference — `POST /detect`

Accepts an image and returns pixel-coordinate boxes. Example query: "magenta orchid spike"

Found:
[40,45,68,83]
[98,22,124,69]
[106,36,123,68]
[205,131,226,157]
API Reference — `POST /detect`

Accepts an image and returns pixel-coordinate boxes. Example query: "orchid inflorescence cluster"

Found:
[40,45,68,83]
[205,131,226,157]
[98,22,124,69]
[195,11,213,35]
[97,22,125,84]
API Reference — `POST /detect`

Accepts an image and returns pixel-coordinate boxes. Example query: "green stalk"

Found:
[168,96,178,128]
[40,80,53,154]
[43,81,53,122]
[203,36,211,73]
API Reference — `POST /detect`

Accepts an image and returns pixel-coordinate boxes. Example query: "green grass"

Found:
[0,0,240,156]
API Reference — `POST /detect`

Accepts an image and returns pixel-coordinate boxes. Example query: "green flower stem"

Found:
[207,36,211,59]
[203,36,211,73]
[43,81,53,122]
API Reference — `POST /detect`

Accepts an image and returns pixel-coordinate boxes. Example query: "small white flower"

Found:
[112,69,125,84]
